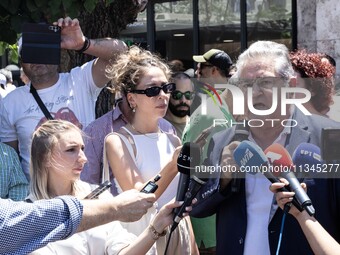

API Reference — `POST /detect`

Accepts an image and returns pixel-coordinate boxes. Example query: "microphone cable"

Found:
[276,206,290,255]
[163,228,174,255]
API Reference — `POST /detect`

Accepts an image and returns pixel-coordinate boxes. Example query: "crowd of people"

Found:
[0,14,340,255]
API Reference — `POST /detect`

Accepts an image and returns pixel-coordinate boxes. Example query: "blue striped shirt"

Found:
[0,196,83,254]
[0,143,29,201]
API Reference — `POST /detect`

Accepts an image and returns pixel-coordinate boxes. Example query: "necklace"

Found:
[130,123,161,139]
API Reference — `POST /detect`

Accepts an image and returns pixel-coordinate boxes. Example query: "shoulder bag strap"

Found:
[30,84,54,120]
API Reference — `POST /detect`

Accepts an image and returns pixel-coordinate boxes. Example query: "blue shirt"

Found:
[0,142,29,201]
[0,196,83,254]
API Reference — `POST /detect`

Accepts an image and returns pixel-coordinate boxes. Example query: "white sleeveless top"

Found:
[115,127,179,208]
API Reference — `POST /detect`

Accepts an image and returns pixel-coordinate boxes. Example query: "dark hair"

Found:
[290,49,335,113]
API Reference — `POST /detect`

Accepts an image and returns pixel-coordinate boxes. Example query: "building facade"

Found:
[120,0,339,77]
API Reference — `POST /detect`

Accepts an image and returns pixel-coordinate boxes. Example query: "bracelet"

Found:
[76,37,91,54]
[148,224,166,240]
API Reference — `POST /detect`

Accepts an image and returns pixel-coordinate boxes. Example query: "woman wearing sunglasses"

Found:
[27,119,195,255]
[104,46,198,254]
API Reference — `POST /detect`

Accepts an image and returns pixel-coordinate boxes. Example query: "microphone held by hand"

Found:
[171,175,208,232]
[174,142,201,216]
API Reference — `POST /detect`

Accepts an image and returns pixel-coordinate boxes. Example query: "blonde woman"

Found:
[104,46,198,254]
[28,119,194,255]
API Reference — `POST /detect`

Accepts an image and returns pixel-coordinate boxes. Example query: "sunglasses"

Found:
[171,90,195,100]
[130,82,176,97]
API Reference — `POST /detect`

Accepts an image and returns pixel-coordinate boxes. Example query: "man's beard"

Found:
[168,101,190,117]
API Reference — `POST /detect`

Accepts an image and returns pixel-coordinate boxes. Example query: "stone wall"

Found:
[298,0,340,75]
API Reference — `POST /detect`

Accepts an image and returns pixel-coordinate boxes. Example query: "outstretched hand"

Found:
[150,198,197,234]
[114,189,156,222]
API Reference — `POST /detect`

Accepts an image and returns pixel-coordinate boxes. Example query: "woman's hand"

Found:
[269,178,307,218]
[150,198,197,234]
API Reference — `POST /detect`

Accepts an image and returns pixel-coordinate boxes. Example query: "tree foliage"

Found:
[0,0,146,116]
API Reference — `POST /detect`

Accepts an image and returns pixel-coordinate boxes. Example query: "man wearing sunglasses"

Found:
[164,72,195,139]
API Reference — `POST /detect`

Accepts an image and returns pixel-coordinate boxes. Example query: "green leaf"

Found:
[48,0,62,10]
[65,1,81,18]
[105,0,114,7]
[84,0,97,12]
[0,0,21,15]
[34,0,46,8]
[26,0,38,12]
[0,42,6,56]
[61,0,72,10]
[10,15,28,33]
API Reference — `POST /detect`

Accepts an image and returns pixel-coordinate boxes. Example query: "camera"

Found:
[21,23,61,65]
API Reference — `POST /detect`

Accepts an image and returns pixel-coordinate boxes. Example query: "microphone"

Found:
[233,140,281,182]
[292,143,322,174]
[230,123,250,192]
[174,142,201,216]
[265,144,315,216]
[171,175,208,232]
[233,141,303,211]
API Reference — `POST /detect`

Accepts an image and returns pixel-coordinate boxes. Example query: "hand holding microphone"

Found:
[172,142,208,231]
[174,142,201,216]
[270,179,307,218]
[232,141,306,213]
[265,143,315,216]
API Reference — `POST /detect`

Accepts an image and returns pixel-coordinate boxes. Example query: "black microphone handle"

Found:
[174,171,191,215]
[280,172,315,216]
[261,170,304,212]
[171,176,206,232]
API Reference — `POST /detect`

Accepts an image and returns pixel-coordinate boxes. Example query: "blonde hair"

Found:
[106,45,172,94]
[29,119,84,200]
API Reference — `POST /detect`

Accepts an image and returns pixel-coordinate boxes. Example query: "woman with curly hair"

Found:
[104,45,198,254]
[290,49,335,116]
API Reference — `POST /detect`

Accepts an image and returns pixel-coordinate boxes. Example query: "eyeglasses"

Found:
[238,77,285,90]
[171,90,195,100]
[130,82,176,97]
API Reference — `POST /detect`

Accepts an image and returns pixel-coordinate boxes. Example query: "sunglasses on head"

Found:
[171,90,195,100]
[130,82,176,97]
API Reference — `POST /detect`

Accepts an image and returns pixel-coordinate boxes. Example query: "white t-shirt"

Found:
[0,60,102,179]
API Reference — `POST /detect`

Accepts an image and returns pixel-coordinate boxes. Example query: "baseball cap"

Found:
[0,74,6,86]
[193,49,233,71]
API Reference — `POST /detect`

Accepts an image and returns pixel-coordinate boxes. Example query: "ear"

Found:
[127,93,137,108]
[211,66,218,75]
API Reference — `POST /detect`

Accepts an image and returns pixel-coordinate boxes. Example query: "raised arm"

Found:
[271,181,340,255]
[105,132,179,200]
[0,190,155,254]
[53,17,127,87]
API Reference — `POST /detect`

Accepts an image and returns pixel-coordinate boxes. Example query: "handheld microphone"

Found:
[265,144,315,216]
[233,140,281,182]
[292,143,322,174]
[233,141,303,211]
[230,123,250,192]
[171,175,208,232]
[174,142,201,215]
